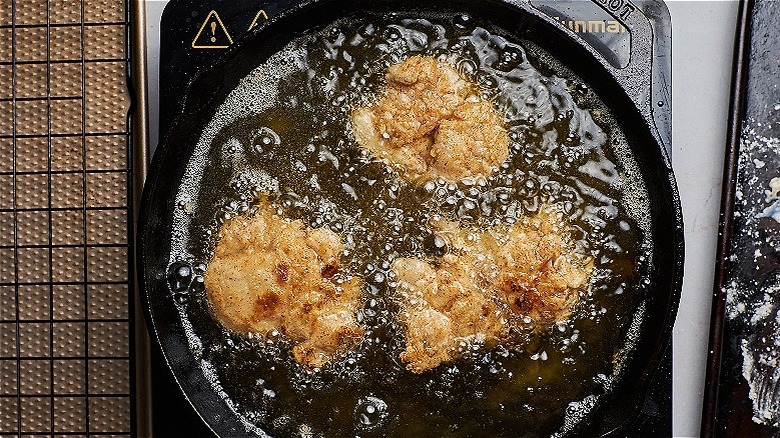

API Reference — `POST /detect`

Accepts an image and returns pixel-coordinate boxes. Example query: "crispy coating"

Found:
[204,203,364,369]
[392,211,593,373]
[351,56,510,183]
[392,257,506,374]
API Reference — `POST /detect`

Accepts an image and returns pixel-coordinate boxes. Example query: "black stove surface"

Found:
[152,1,672,436]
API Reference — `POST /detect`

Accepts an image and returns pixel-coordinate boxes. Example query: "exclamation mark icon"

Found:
[191,10,234,49]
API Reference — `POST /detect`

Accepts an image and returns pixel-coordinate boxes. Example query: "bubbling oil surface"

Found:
[166,12,653,437]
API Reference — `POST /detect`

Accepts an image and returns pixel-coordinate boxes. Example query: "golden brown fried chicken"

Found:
[351,56,510,183]
[204,203,363,369]
[392,257,506,374]
[392,210,593,373]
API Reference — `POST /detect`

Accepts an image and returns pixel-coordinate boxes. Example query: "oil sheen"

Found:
[166,11,654,437]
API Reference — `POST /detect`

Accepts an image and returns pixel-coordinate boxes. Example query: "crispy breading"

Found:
[392,257,506,374]
[204,203,364,369]
[351,56,510,183]
[392,210,593,373]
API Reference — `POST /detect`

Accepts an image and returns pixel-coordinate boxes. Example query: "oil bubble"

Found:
[250,127,281,154]
[167,262,192,293]
[354,396,388,430]
[424,233,448,256]
[384,27,401,41]
[458,59,478,76]
[517,178,540,198]
[494,47,524,72]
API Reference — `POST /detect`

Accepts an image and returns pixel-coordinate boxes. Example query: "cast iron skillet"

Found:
[138,0,684,435]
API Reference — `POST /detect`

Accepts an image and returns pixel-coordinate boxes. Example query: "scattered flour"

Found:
[724,123,780,427]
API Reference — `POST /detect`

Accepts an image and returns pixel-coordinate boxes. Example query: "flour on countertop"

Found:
[724,123,780,427]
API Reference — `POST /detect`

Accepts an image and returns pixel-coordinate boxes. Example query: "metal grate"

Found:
[0,0,133,435]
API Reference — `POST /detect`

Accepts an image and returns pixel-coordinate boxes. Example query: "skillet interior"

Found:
[138,0,683,436]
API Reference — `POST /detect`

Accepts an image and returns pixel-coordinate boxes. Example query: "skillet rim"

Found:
[138,0,684,435]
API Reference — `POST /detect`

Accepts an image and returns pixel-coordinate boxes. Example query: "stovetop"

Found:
[150,1,672,435]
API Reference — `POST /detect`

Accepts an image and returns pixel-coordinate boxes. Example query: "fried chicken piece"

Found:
[351,56,510,183]
[392,210,593,373]
[393,257,506,374]
[204,203,363,369]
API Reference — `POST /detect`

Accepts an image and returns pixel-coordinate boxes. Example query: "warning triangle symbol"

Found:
[248,9,269,31]
[192,10,234,49]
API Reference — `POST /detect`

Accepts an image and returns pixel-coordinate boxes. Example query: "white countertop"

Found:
[144,1,740,436]
[668,2,737,436]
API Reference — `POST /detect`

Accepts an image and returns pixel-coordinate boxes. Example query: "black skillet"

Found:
[138,0,684,435]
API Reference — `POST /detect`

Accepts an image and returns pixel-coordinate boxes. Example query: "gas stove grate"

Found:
[0,0,134,435]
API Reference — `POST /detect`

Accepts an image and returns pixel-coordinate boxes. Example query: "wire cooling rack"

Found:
[0,0,134,435]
